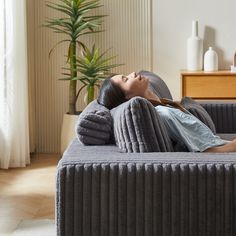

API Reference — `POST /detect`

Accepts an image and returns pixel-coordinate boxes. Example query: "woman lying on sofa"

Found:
[97,72,236,153]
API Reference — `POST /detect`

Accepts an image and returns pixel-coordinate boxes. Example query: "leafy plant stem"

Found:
[87,84,95,104]
[69,41,77,114]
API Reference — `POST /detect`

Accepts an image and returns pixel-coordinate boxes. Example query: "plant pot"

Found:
[60,113,79,154]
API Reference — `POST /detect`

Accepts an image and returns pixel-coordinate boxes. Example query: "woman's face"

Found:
[111,72,149,99]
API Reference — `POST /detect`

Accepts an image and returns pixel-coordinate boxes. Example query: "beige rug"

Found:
[12,219,55,236]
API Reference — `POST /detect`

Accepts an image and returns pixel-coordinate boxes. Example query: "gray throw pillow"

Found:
[76,100,113,145]
[111,97,174,152]
[181,97,216,134]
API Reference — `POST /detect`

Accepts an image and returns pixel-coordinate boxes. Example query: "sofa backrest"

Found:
[138,70,173,100]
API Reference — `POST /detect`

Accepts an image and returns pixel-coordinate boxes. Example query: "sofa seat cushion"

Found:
[218,133,236,141]
[60,138,236,165]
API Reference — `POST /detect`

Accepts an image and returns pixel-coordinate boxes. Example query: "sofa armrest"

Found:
[199,101,236,133]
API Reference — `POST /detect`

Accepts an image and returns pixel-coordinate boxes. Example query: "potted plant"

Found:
[45,0,105,114]
[60,43,122,153]
[45,0,122,152]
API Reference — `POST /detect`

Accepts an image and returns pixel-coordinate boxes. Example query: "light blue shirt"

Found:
[155,105,228,152]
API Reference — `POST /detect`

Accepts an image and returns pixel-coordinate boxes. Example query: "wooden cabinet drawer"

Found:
[181,71,236,99]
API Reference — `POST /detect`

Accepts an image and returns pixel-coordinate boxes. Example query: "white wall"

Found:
[28,0,152,153]
[28,0,236,153]
[153,0,236,99]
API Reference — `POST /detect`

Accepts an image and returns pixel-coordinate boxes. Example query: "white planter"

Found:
[60,113,79,154]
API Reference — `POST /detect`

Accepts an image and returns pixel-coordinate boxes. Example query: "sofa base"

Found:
[56,139,236,236]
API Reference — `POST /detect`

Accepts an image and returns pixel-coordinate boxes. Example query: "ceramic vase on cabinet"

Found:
[204,47,218,71]
[187,20,203,71]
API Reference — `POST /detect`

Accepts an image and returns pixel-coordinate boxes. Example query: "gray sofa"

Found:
[56,71,236,236]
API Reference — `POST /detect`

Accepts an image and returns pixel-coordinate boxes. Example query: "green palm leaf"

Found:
[48,40,70,59]
[46,4,73,16]
[76,44,123,85]
[44,0,123,112]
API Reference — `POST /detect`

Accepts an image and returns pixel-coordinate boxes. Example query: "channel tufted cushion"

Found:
[76,100,113,145]
[111,97,174,152]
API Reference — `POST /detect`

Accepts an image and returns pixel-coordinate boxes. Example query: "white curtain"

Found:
[0,0,30,169]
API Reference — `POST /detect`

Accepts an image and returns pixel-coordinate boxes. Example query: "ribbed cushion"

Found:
[200,101,236,133]
[111,97,173,152]
[76,100,113,145]
[181,97,216,134]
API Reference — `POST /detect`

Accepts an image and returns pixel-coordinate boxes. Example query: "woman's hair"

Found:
[98,75,187,113]
[97,76,127,109]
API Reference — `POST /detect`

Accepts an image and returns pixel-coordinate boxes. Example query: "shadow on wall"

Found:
[203,26,231,69]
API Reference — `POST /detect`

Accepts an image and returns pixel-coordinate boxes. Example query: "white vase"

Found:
[187,21,203,71]
[204,47,218,71]
[60,113,79,154]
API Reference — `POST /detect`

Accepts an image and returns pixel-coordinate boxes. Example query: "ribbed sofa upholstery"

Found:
[56,101,236,236]
[57,140,236,236]
[56,102,236,236]
[200,101,236,133]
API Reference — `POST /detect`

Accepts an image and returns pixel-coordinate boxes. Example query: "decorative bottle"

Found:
[187,21,203,71]
[204,47,218,71]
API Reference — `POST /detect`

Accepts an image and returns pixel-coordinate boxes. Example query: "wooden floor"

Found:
[0,154,60,235]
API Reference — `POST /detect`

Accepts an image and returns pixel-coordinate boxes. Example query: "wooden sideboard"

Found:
[181,70,236,100]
